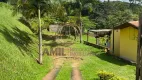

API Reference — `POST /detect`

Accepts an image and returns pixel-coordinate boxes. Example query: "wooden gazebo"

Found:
[86,29,112,45]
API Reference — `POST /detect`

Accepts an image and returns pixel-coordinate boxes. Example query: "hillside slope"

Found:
[0,3,52,80]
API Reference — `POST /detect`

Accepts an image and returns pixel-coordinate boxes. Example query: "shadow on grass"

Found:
[42,34,72,41]
[42,34,56,41]
[0,25,34,56]
[43,40,74,47]
[95,52,130,66]
[42,33,74,47]
[18,17,35,32]
[90,78,99,80]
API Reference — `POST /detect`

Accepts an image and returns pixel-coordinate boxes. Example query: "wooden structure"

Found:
[86,29,112,54]
[136,15,142,80]
[86,29,112,48]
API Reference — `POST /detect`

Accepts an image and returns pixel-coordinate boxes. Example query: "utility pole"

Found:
[87,30,89,42]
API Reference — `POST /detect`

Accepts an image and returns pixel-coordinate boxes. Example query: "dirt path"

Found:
[42,66,61,80]
[42,58,82,80]
[42,58,65,80]
[71,59,82,80]
[71,67,82,80]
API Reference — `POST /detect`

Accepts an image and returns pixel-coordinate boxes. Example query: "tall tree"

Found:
[78,0,82,43]
[57,0,83,43]
[17,0,51,64]
[74,0,82,43]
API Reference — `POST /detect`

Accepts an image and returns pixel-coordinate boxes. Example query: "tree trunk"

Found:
[38,6,42,64]
[108,0,110,2]
[136,14,142,80]
[79,11,82,43]
[69,26,71,38]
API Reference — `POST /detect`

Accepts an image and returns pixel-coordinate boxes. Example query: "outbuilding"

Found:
[110,21,139,62]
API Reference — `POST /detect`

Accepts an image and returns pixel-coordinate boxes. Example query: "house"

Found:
[110,21,139,62]
[49,24,62,32]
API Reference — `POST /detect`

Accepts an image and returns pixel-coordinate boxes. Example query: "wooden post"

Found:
[136,14,142,80]
[112,25,114,54]
[87,30,89,42]
[96,32,98,45]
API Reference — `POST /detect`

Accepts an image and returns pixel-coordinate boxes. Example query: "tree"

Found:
[51,2,68,22]
[55,0,83,43]
[79,0,82,43]
[17,0,51,64]
[91,1,141,29]
[74,0,82,43]
[74,0,100,42]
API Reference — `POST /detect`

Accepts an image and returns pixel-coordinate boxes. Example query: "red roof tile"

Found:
[128,21,139,28]
[114,21,139,29]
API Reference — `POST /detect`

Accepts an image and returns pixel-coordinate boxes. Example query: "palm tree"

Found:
[74,0,82,43]
[78,0,82,43]
[57,0,83,43]
[17,0,51,64]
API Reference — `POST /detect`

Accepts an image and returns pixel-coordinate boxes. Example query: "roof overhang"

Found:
[114,21,139,30]
[89,29,112,33]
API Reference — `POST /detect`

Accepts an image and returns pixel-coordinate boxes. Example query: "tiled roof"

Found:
[128,21,139,28]
[114,21,139,29]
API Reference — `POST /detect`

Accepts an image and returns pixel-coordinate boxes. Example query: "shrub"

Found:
[0,2,13,9]
[97,70,126,80]
[97,70,114,80]
[110,76,126,80]
[82,17,96,29]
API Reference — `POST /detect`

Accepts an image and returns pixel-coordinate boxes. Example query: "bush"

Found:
[98,70,114,80]
[97,70,126,80]
[0,2,13,9]
[110,77,126,80]
[82,17,96,29]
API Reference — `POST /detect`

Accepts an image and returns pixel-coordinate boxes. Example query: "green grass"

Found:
[80,35,135,80]
[0,3,52,80]
[42,32,135,80]
[71,43,136,80]
[82,34,96,44]
[41,31,135,80]
[80,55,135,80]
[55,60,72,80]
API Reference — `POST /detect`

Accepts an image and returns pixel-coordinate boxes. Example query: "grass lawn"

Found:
[71,43,135,80]
[82,34,96,44]
[42,31,136,80]
[0,3,53,80]
[55,60,72,80]
[70,43,135,80]
[80,55,135,80]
